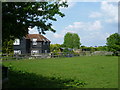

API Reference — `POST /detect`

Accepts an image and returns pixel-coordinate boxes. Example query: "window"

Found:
[31,50,39,55]
[39,43,42,47]
[32,38,37,45]
[14,50,21,55]
[45,50,47,53]
[13,39,20,45]
[43,42,45,45]
[47,42,49,45]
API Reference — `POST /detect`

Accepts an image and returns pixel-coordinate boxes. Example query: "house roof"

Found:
[25,34,50,42]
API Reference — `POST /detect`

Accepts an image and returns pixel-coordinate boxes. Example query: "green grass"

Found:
[2,56,118,88]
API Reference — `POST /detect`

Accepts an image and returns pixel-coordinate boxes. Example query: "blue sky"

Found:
[29,1,118,47]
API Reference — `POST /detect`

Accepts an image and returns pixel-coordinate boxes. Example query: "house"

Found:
[13,34,51,55]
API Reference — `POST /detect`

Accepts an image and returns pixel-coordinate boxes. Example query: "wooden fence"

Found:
[1,51,117,61]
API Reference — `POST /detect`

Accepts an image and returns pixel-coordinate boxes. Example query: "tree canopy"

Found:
[50,44,61,52]
[106,33,120,55]
[63,32,81,49]
[2,2,68,42]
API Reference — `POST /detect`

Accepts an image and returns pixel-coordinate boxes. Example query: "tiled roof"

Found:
[25,34,50,42]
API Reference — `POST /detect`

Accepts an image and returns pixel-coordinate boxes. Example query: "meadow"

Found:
[2,56,118,88]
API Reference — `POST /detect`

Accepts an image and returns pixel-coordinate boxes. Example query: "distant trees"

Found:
[80,46,96,52]
[63,32,81,49]
[106,33,120,56]
[96,46,108,51]
[50,44,61,52]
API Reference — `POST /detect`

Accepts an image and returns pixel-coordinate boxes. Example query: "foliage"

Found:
[80,46,96,52]
[80,46,108,52]
[106,33,120,56]
[3,56,118,88]
[50,44,61,52]
[50,44,61,56]
[2,2,68,41]
[96,46,108,51]
[63,32,81,49]
[2,39,14,54]
[3,68,86,88]
[63,48,71,52]
[2,2,68,53]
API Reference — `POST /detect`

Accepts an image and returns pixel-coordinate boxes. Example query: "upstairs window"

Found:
[13,39,20,45]
[47,42,49,45]
[32,38,37,45]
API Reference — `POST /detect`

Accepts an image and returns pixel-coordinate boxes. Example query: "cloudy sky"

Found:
[29,1,118,47]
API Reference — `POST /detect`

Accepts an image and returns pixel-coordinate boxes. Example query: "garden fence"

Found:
[0,51,116,61]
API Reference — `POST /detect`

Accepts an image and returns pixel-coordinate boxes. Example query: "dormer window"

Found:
[32,38,37,45]
[13,39,20,45]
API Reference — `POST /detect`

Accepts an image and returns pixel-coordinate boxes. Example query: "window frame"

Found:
[14,50,21,55]
[32,38,37,45]
[13,39,20,45]
[31,50,39,55]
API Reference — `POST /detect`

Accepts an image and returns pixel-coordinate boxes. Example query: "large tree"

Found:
[63,32,81,49]
[106,33,120,56]
[2,2,68,53]
[2,2,68,42]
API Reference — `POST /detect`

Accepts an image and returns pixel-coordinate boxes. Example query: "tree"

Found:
[63,32,81,49]
[50,44,61,56]
[97,46,108,51]
[2,2,68,53]
[50,44,61,52]
[2,40,14,55]
[2,2,68,41]
[106,33,120,56]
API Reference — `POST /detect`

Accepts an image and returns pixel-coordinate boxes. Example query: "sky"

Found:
[29,1,118,47]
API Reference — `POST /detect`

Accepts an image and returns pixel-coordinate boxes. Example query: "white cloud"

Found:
[80,32,111,46]
[89,21,103,30]
[45,21,103,44]
[45,20,111,46]
[89,12,102,18]
[45,32,64,44]
[28,27,39,34]
[64,20,102,32]
[101,1,118,23]
[89,1,118,23]
[61,20,111,46]
[53,33,64,38]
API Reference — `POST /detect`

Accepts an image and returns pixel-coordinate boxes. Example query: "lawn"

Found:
[2,56,118,88]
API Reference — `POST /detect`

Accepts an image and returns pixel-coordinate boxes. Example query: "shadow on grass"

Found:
[2,69,86,89]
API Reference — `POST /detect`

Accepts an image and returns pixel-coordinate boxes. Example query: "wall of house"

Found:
[26,39,31,53]
[14,38,50,54]
[13,37,30,54]
[30,41,50,53]
[41,42,50,53]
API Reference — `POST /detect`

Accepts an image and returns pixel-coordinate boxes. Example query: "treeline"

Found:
[50,32,120,56]
[50,44,107,52]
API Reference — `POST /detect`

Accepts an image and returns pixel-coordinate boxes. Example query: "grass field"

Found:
[2,56,118,88]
